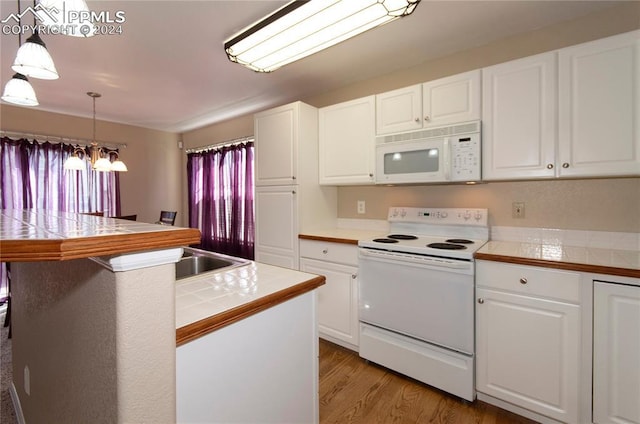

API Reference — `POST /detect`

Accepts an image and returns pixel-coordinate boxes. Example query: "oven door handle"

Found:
[359,248,471,270]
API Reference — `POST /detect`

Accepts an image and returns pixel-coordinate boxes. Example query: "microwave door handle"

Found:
[443,138,451,180]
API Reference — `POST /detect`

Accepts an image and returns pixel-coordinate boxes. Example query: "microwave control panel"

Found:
[450,133,481,181]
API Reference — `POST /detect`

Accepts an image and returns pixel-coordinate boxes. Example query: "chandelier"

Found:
[63,92,128,172]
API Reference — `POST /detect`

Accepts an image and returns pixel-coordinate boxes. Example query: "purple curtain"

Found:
[187,142,254,260]
[0,136,122,302]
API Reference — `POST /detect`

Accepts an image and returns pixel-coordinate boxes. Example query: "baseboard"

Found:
[9,382,25,424]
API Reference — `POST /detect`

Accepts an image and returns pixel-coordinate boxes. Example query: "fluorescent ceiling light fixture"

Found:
[224,0,421,73]
[12,31,59,80]
[1,73,39,106]
[36,0,96,37]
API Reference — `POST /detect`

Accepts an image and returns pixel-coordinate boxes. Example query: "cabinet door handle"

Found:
[547,163,554,169]
[292,175,296,180]
[519,277,528,285]
[478,298,484,304]
[351,274,357,279]
[414,117,420,123]
[424,116,430,122]
[369,173,374,178]
[292,190,296,195]
[322,249,328,254]
[562,163,570,168]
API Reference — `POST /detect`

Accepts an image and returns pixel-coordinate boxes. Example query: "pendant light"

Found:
[1,0,39,106]
[63,92,128,172]
[12,30,59,80]
[87,92,114,172]
[36,0,95,38]
[1,73,39,106]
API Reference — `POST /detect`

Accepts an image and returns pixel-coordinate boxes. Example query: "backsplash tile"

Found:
[491,226,640,251]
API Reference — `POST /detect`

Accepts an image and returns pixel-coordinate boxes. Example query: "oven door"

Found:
[358,248,474,354]
[375,137,449,184]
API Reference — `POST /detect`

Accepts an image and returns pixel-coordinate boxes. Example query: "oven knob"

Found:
[441,211,448,218]
[474,211,483,221]
[400,209,406,217]
[463,211,471,220]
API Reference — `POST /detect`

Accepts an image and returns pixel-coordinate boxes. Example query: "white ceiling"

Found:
[0,0,625,133]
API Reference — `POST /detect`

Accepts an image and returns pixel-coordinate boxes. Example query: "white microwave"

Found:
[375,121,481,184]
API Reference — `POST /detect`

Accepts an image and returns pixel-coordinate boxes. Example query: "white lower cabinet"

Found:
[299,239,359,350]
[476,260,581,423]
[593,280,640,424]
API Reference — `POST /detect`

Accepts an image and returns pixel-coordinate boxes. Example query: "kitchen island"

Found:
[0,209,324,424]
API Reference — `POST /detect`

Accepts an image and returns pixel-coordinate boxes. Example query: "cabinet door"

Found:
[319,96,375,185]
[476,287,580,423]
[255,186,298,269]
[593,281,640,424]
[558,31,640,177]
[300,258,358,350]
[255,104,298,186]
[422,70,481,127]
[376,84,422,135]
[482,52,558,180]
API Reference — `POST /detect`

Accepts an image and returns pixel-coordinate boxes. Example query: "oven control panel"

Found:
[388,207,487,226]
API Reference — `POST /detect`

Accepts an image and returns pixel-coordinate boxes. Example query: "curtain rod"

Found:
[0,130,127,149]
[185,135,253,154]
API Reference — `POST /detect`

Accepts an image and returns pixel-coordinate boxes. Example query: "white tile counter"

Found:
[176,262,324,345]
[477,226,640,278]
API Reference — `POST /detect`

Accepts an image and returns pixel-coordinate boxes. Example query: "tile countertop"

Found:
[175,262,324,345]
[475,241,640,279]
[0,209,201,261]
[299,225,640,279]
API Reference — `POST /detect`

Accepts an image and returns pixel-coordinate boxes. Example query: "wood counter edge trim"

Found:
[176,275,326,346]
[0,228,201,262]
[298,234,359,245]
[475,252,640,279]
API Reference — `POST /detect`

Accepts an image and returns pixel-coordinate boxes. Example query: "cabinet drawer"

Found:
[476,260,580,303]
[299,239,358,266]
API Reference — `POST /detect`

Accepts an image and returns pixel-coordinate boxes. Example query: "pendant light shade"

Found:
[63,149,86,170]
[12,31,59,80]
[93,156,113,172]
[36,0,95,37]
[1,73,39,106]
[224,0,421,73]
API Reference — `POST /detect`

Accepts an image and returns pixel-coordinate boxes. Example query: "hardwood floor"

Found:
[319,339,538,424]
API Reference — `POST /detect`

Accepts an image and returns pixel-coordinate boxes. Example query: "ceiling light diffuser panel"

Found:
[224,0,421,72]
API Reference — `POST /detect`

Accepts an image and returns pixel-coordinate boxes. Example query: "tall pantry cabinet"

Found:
[254,101,337,269]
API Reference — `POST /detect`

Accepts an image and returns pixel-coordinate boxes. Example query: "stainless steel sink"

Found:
[176,247,249,280]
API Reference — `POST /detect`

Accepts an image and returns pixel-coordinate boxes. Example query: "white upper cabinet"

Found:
[422,70,481,127]
[319,96,376,185]
[558,30,640,177]
[482,52,558,180]
[255,102,317,186]
[376,70,482,135]
[376,84,423,134]
[483,30,640,181]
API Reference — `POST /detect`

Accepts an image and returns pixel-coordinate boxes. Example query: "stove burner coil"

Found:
[445,239,474,244]
[373,238,399,243]
[387,234,418,240]
[427,242,467,250]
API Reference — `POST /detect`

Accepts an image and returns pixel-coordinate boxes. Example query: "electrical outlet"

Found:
[512,202,525,219]
[357,200,366,214]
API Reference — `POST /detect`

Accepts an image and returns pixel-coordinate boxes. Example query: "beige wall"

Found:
[1,3,639,232]
[338,178,640,232]
[0,105,183,225]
